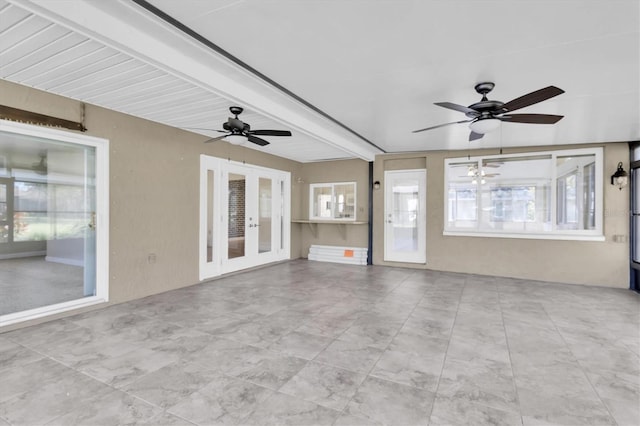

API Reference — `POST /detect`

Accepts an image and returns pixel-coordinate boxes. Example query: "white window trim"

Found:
[443,147,604,241]
[0,120,109,327]
[309,181,357,221]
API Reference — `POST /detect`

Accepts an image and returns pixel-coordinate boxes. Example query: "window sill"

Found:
[443,230,606,242]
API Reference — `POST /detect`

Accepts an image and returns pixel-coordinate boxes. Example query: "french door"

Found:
[384,169,427,263]
[199,156,290,280]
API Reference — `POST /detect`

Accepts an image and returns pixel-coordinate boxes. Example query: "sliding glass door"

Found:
[0,121,108,326]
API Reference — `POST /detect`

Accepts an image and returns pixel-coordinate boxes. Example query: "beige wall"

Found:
[0,80,303,313]
[0,77,632,334]
[295,159,370,256]
[372,144,630,288]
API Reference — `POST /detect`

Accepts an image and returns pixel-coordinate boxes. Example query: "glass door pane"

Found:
[258,177,272,254]
[0,131,98,316]
[206,170,214,263]
[228,173,246,259]
[633,168,640,263]
[392,179,419,251]
[384,169,426,263]
[0,180,10,243]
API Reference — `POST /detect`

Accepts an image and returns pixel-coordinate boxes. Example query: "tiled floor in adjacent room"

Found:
[1,260,639,425]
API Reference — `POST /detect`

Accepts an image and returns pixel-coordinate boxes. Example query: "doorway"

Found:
[199,156,290,280]
[384,169,426,263]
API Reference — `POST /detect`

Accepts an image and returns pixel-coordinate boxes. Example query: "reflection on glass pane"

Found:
[259,177,272,254]
[0,225,7,243]
[313,185,332,218]
[228,173,245,259]
[392,179,419,252]
[334,183,355,219]
[0,183,6,221]
[556,154,595,230]
[207,170,214,263]
[478,156,552,232]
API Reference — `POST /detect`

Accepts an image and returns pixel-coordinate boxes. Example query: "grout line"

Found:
[544,305,620,425]
[497,283,525,426]
[425,276,464,426]
[328,270,432,425]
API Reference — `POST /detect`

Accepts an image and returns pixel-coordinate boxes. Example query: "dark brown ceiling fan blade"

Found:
[247,134,270,146]
[412,119,471,133]
[434,102,479,115]
[501,86,564,112]
[500,113,564,124]
[249,130,292,136]
[203,134,230,143]
[469,131,484,141]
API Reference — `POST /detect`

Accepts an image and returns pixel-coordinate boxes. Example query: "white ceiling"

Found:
[2,0,639,162]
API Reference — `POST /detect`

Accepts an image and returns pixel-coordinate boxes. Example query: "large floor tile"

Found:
[123,360,221,409]
[167,376,273,425]
[0,367,113,425]
[345,376,435,425]
[279,361,365,410]
[242,392,339,426]
[267,330,332,360]
[45,390,162,426]
[429,395,521,426]
[314,338,383,374]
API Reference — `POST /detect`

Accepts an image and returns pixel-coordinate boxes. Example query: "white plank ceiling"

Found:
[0,0,374,162]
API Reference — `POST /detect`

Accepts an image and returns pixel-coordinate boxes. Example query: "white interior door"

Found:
[384,169,427,263]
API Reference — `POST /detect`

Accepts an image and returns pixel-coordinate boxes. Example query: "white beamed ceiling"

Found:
[1,0,381,162]
[1,0,638,160]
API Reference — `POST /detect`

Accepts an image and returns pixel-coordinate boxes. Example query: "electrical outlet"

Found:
[148,253,157,264]
[613,235,628,243]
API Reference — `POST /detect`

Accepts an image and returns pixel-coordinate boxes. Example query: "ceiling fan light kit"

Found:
[225,134,247,145]
[413,82,565,142]
[468,118,501,134]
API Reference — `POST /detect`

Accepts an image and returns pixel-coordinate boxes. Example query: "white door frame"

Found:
[384,169,427,264]
[0,120,109,327]
[199,155,290,280]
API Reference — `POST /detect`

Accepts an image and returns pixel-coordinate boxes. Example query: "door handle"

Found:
[88,212,96,230]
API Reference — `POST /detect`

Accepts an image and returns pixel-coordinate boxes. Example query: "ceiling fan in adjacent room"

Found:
[189,106,292,146]
[413,82,565,141]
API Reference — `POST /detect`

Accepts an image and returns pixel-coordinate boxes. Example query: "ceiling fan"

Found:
[193,106,292,146]
[32,154,47,175]
[413,82,564,141]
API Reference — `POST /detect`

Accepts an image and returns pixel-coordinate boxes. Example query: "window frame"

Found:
[309,181,357,221]
[443,147,604,241]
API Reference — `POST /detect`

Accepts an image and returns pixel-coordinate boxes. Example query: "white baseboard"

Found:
[0,251,46,260]
[45,256,84,267]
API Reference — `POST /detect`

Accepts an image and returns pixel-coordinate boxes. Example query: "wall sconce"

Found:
[373,181,381,190]
[610,162,628,191]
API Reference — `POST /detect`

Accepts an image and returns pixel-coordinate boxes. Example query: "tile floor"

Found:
[0,260,639,425]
